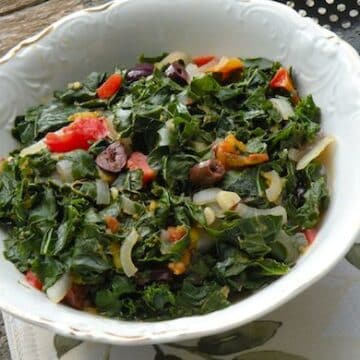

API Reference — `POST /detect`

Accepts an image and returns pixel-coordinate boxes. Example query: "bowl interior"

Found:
[0,0,359,345]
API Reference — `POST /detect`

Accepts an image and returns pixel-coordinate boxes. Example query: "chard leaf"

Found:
[64,150,97,180]
[95,276,136,314]
[189,74,220,98]
[12,101,80,145]
[143,283,175,311]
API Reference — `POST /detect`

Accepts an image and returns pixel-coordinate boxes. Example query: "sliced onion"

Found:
[216,190,241,211]
[288,148,302,161]
[120,228,139,277]
[160,229,169,242]
[208,203,226,218]
[263,170,283,203]
[270,97,293,120]
[158,126,171,146]
[110,187,119,200]
[235,203,288,224]
[96,179,110,205]
[56,160,73,183]
[156,51,190,69]
[270,97,294,120]
[19,141,47,157]
[296,136,335,170]
[121,195,136,215]
[46,273,71,303]
[193,188,222,205]
[204,206,216,225]
[185,63,203,81]
[166,119,175,131]
[177,91,194,106]
[103,112,118,140]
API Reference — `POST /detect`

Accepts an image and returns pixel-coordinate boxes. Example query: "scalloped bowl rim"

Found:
[0,0,359,345]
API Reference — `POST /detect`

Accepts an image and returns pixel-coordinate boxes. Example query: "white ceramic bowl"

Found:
[0,0,359,345]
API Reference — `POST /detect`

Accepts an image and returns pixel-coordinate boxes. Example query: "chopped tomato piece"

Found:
[25,271,42,290]
[192,55,216,67]
[270,67,294,92]
[215,134,269,169]
[126,152,156,185]
[270,67,299,103]
[304,228,318,245]
[104,215,120,233]
[63,285,89,310]
[96,73,123,99]
[44,117,109,153]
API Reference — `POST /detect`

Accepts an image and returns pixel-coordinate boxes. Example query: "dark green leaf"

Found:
[95,276,136,314]
[206,215,283,244]
[21,150,56,177]
[222,168,264,204]
[252,259,289,276]
[143,283,175,311]
[28,188,57,224]
[113,170,143,192]
[64,150,97,180]
[162,153,198,192]
[71,224,111,284]
[12,101,81,145]
[189,75,220,98]
[32,257,66,289]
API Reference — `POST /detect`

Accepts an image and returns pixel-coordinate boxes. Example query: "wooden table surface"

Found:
[0,0,112,57]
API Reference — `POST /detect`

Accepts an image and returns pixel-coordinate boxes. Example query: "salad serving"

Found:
[0,52,333,320]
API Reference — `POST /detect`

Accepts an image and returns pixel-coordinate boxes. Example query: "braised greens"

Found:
[0,52,329,320]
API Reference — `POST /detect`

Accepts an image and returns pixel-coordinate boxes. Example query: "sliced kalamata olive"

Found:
[189,159,225,186]
[126,63,154,83]
[95,142,127,173]
[165,61,189,86]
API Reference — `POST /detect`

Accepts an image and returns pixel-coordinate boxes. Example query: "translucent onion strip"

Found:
[120,228,139,277]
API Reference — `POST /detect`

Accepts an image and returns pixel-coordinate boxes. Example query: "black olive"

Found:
[189,159,225,186]
[126,63,154,83]
[95,142,127,173]
[165,61,189,86]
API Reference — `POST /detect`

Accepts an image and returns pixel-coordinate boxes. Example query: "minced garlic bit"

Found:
[67,81,83,90]
[204,206,216,225]
[216,190,241,211]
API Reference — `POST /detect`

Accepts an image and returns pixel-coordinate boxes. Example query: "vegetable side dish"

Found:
[0,52,333,320]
